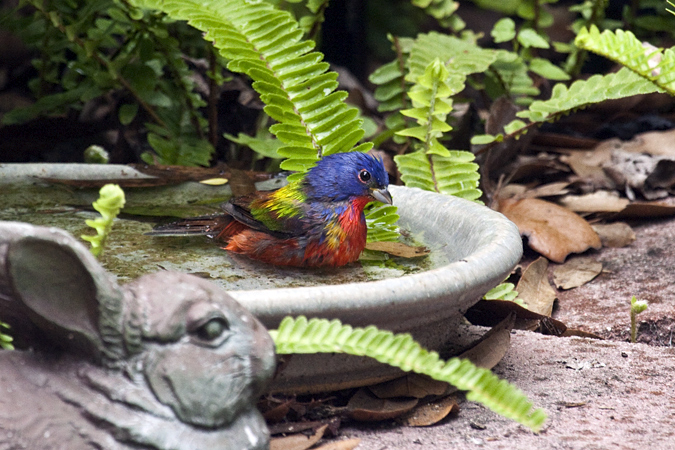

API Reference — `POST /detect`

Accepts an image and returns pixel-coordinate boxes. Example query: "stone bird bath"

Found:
[0,163,522,393]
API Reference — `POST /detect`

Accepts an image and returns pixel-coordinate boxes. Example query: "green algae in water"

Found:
[1,206,441,290]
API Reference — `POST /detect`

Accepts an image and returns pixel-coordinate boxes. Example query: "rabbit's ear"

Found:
[7,232,125,363]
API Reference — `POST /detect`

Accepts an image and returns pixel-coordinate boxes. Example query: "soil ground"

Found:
[339,217,675,449]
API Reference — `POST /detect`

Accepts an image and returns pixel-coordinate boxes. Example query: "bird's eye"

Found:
[193,317,229,342]
[359,169,371,183]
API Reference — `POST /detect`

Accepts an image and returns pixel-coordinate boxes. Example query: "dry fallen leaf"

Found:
[524,181,571,198]
[611,201,675,219]
[516,257,557,317]
[368,373,449,399]
[591,222,636,248]
[497,197,601,263]
[270,424,327,450]
[399,395,460,427]
[559,147,613,186]
[464,300,568,336]
[313,438,361,450]
[559,191,629,213]
[458,313,515,370]
[602,128,675,158]
[552,257,603,290]
[347,388,419,422]
[365,241,430,258]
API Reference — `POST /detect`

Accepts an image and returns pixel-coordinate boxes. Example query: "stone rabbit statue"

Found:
[0,221,276,450]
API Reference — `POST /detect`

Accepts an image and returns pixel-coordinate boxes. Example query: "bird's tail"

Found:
[145,215,235,239]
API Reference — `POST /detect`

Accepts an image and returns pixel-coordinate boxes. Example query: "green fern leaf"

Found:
[575,25,675,95]
[134,0,371,177]
[392,57,481,201]
[365,203,400,243]
[407,32,497,83]
[271,316,547,432]
[484,282,519,301]
[519,67,661,123]
[395,150,482,200]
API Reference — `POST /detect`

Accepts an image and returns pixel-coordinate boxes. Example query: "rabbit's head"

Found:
[1,222,276,430]
[127,271,275,428]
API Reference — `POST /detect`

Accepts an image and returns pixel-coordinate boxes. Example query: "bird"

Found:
[147,152,392,267]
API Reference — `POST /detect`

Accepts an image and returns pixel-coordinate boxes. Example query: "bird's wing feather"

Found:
[224,191,306,238]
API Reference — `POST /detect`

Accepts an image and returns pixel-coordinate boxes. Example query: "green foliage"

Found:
[387,53,482,201]
[484,282,519,302]
[484,282,529,308]
[133,0,401,244]
[630,295,648,343]
[3,0,214,166]
[0,322,14,351]
[575,25,675,95]
[135,0,372,180]
[521,67,661,123]
[270,316,547,432]
[365,204,400,243]
[81,184,126,257]
[474,67,662,145]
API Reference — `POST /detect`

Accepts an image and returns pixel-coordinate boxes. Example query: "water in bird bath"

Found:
[0,205,444,290]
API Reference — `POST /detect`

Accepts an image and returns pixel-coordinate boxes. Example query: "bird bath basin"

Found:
[0,163,522,393]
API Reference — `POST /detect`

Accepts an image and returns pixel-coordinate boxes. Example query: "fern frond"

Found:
[575,25,675,95]
[391,57,482,201]
[365,203,400,243]
[484,282,519,301]
[370,59,408,113]
[397,58,454,154]
[395,150,481,200]
[406,32,497,84]
[134,0,371,178]
[0,321,14,351]
[486,51,540,105]
[81,184,126,257]
[519,67,661,123]
[271,316,547,432]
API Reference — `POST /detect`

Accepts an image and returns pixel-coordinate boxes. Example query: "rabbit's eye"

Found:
[194,317,229,342]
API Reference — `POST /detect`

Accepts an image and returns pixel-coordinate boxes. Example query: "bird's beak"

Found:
[370,187,393,205]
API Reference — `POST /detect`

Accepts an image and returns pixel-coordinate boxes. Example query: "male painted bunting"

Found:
[148,152,392,267]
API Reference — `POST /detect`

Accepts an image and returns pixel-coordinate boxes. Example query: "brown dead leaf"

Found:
[516,257,557,317]
[552,257,603,290]
[591,222,636,248]
[558,191,629,213]
[560,147,613,184]
[497,197,601,263]
[270,424,327,450]
[603,128,675,158]
[524,181,571,198]
[531,132,599,150]
[464,300,568,336]
[369,373,449,399]
[259,397,294,423]
[498,182,570,201]
[399,395,460,427]
[313,438,361,450]
[458,313,515,369]
[365,241,430,258]
[508,154,571,182]
[347,388,418,422]
[611,201,675,219]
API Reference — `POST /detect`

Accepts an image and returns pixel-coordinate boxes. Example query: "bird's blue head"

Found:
[304,152,392,205]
